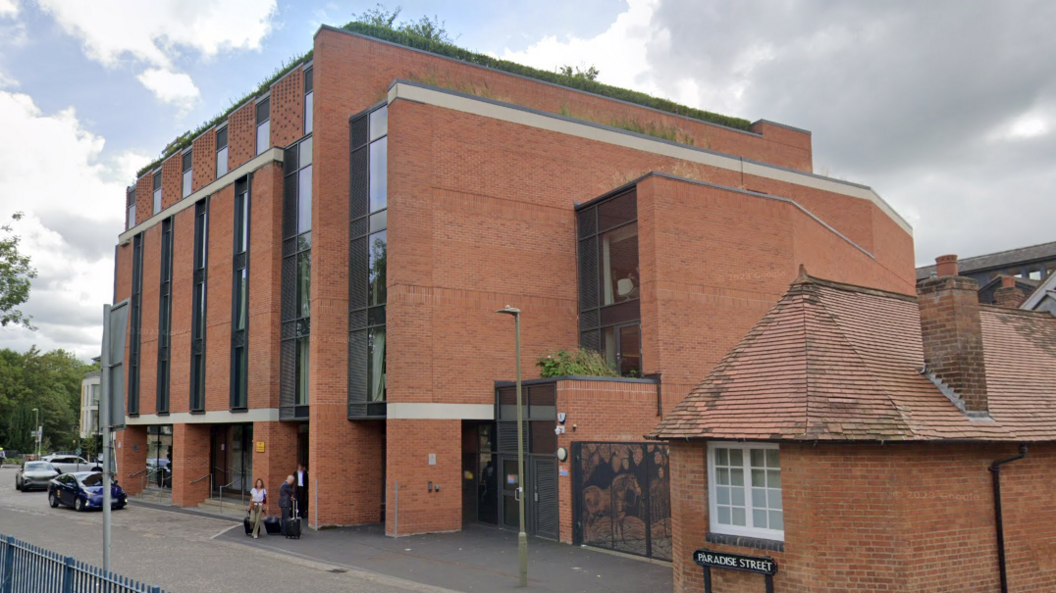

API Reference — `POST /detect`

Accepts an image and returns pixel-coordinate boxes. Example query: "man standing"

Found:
[278,475,295,534]
[295,463,309,519]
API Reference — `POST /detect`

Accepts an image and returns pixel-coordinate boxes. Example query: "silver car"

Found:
[41,455,101,475]
[15,461,59,492]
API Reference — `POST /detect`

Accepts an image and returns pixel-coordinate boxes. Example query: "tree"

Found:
[356,3,401,28]
[0,212,37,329]
[0,348,94,454]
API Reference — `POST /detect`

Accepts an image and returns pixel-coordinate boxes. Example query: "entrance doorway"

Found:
[210,424,253,496]
[146,425,172,489]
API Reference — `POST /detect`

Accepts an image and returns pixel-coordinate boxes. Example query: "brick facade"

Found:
[669,442,1056,593]
[112,27,917,548]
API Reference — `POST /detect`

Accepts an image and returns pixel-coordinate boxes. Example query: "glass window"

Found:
[369,137,387,212]
[369,106,387,141]
[235,190,249,254]
[152,171,162,214]
[216,127,229,178]
[600,222,639,305]
[197,283,206,335]
[236,269,248,330]
[297,251,311,319]
[368,326,386,402]
[602,323,641,377]
[296,338,310,405]
[597,191,637,231]
[303,68,313,135]
[298,166,312,234]
[256,98,270,155]
[709,443,783,540]
[368,230,387,306]
[127,204,136,229]
[182,150,193,198]
[233,346,247,408]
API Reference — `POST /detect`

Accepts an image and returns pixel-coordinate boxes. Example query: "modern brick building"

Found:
[111,23,915,546]
[652,257,1056,592]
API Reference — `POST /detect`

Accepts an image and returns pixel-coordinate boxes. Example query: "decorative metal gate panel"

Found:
[573,442,671,561]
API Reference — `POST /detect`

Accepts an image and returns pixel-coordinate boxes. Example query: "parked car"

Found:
[41,455,101,474]
[48,472,127,512]
[15,461,59,492]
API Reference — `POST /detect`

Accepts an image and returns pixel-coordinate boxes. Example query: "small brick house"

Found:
[651,256,1056,592]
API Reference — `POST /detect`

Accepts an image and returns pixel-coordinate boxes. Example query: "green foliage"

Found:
[0,213,37,329]
[0,348,94,454]
[537,348,620,378]
[136,50,314,178]
[340,20,751,131]
[558,65,600,82]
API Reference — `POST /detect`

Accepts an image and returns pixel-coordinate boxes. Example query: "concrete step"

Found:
[131,488,172,506]
[195,497,248,516]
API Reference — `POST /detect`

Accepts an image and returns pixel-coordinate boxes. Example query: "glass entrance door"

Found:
[210,424,253,495]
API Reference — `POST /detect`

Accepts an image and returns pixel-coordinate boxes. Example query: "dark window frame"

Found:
[255,97,271,155]
[303,67,313,135]
[152,170,162,214]
[216,125,229,178]
[128,234,144,416]
[182,150,193,198]
[190,198,209,413]
[280,134,313,421]
[127,187,137,230]
[348,103,388,419]
[230,177,251,411]
[156,217,173,414]
[575,189,643,377]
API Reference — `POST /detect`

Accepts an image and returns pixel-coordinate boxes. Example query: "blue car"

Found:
[48,472,128,512]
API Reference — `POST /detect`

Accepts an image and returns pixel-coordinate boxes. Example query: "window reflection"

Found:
[601,222,639,305]
[369,137,387,212]
[368,230,387,306]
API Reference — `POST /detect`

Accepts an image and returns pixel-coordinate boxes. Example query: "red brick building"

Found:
[652,258,1056,592]
[111,24,915,547]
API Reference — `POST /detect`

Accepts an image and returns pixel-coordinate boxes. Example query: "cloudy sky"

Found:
[0,0,1053,359]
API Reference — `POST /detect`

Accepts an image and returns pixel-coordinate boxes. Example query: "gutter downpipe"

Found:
[989,444,1027,593]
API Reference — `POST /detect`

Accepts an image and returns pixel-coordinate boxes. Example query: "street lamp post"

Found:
[31,407,41,457]
[496,305,528,588]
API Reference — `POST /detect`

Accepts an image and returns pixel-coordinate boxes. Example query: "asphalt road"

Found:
[0,465,453,593]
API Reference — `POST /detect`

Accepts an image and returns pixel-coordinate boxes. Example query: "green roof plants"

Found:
[135,6,750,181]
[537,348,620,379]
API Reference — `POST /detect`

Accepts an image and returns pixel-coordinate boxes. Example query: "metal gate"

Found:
[572,442,671,561]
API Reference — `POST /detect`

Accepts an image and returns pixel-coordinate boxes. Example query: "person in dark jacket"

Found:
[278,475,295,534]
[295,463,309,518]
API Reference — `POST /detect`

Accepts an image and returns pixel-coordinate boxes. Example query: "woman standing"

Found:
[248,478,267,539]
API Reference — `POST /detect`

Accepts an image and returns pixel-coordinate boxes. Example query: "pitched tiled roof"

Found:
[650,273,1056,442]
[916,240,1056,280]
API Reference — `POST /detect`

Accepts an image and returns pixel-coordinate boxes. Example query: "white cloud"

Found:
[0,82,148,358]
[137,68,200,110]
[0,0,17,18]
[33,0,276,108]
[499,0,667,96]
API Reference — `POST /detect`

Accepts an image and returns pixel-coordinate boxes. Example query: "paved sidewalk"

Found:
[218,522,673,593]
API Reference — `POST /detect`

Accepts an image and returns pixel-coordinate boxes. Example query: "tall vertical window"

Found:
[182,150,193,198]
[216,126,229,178]
[152,171,162,214]
[256,97,270,156]
[303,67,313,135]
[190,198,209,412]
[128,234,144,416]
[576,190,642,377]
[348,104,387,418]
[230,178,250,410]
[280,136,312,419]
[126,187,136,230]
[156,218,173,414]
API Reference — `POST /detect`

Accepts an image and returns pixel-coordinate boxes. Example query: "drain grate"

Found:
[327,568,348,574]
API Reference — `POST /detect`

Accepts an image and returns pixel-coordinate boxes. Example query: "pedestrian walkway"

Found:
[218,523,672,593]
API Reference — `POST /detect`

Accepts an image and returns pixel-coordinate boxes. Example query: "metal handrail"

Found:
[127,468,148,479]
[189,474,210,485]
[218,480,236,514]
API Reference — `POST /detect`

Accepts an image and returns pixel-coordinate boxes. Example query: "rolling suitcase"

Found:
[243,514,253,536]
[263,516,282,535]
[284,500,301,539]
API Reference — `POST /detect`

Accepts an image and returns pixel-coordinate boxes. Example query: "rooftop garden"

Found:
[136,6,750,179]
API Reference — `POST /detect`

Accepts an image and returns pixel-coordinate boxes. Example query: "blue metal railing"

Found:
[0,534,168,593]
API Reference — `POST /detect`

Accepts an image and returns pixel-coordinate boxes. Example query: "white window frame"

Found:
[707,441,784,541]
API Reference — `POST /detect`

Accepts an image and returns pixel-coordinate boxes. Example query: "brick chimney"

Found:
[917,255,990,414]
[993,275,1027,309]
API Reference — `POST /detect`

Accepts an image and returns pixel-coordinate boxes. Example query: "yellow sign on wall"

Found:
[256,441,265,453]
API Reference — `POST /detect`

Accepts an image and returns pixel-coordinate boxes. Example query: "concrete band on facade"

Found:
[118,147,285,243]
[386,403,495,420]
[386,80,913,236]
[124,409,281,425]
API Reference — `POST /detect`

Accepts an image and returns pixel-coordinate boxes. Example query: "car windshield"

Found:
[78,473,104,487]
[25,462,53,471]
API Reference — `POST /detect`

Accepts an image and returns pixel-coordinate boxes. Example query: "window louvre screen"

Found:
[256,98,270,124]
